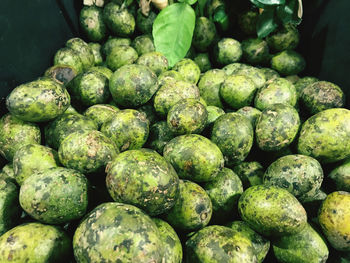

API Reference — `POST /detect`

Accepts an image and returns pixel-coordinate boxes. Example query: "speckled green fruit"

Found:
[13,144,59,185]
[186,225,257,263]
[318,191,350,251]
[101,109,149,151]
[59,130,118,174]
[203,168,243,220]
[259,67,280,82]
[241,38,270,65]
[173,58,201,84]
[54,47,84,74]
[109,64,158,107]
[106,45,138,71]
[233,161,264,188]
[164,134,224,182]
[7,78,70,122]
[238,10,259,35]
[66,38,95,71]
[198,69,226,108]
[153,218,183,263]
[136,9,157,34]
[154,79,200,117]
[45,113,98,150]
[222,63,249,75]
[297,108,350,163]
[220,74,257,109]
[148,121,176,154]
[273,223,329,263]
[254,77,297,111]
[300,81,345,114]
[45,65,77,85]
[194,53,212,73]
[84,104,119,129]
[88,66,113,80]
[0,178,20,235]
[1,163,15,182]
[238,185,307,237]
[227,221,270,263]
[264,154,323,201]
[236,106,262,128]
[88,42,103,65]
[211,113,254,167]
[192,17,216,52]
[103,2,135,36]
[0,222,71,263]
[165,180,212,231]
[266,24,300,51]
[206,106,225,127]
[256,103,300,151]
[0,114,41,161]
[132,34,155,56]
[329,160,350,192]
[80,6,106,42]
[226,65,266,89]
[73,202,163,262]
[102,37,131,56]
[137,103,158,125]
[137,51,168,76]
[19,167,88,224]
[214,38,242,66]
[294,76,318,96]
[271,50,306,76]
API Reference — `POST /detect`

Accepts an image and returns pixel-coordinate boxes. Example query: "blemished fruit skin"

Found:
[152,218,183,263]
[318,191,350,251]
[106,45,138,71]
[198,69,226,108]
[185,225,258,263]
[266,24,300,52]
[6,78,70,122]
[88,42,103,66]
[241,38,270,65]
[103,2,135,37]
[136,51,169,76]
[211,113,254,167]
[13,144,60,185]
[132,34,155,56]
[294,76,318,96]
[88,66,113,80]
[136,10,157,34]
[0,222,71,263]
[238,185,307,237]
[272,223,329,263]
[297,108,350,163]
[19,167,89,224]
[164,180,212,232]
[84,104,119,129]
[106,148,179,216]
[259,67,280,82]
[271,50,306,76]
[73,202,164,263]
[328,159,350,192]
[214,38,243,66]
[0,113,41,161]
[236,106,262,128]
[80,6,107,42]
[66,38,95,71]
[194,53,212,73]
[233,161,264,188]
[54,47,84,74]
[102,37,131,56]
[44,65,77,85]
[58,130,119,174]
[255,103,300,152]
[109,64,158,108]
[234,66,266,89]
[163,134,224,183]
[173,58,201,85]
[147,121,176,154]
[192,17,216,52]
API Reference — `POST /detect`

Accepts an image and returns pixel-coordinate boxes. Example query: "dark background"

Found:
[0,0,349,110]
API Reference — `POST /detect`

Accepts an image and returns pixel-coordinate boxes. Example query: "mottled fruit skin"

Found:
[158,70,184,85]
[164,134,224,182]
[318,191,350,251]
[211,113,254,167]
[1,163,15,182]
[80,6,106,42]
[192,17,216,52]
[84,104,119,129]
[236,106,262,128]
[132,34,155,56]
[73,202,164,262]
[89,43,103,67]
[271,50,306,76]
[227,221,270,263]
[45,113,98,150]
[0,223,71,263]
[147,121,176,154]
[234,66,266,89]
[264,154,324,201]
[214,38,242,66]
[165,180,212,231]
[102,37,131,56]
[266,24,300,51]
[256,103,300,152]
[136,9,157,34]
[238,10,258,35]
[101,109,149,152]
[66,38,95,71]
[0,113,41,161]
[54,47,84,74]
[6,78,70,122]
[137,51,169,76]
[297,108,350,163]
[167,99,208,135]
[198,69,226,108]
[206,106,225,127]
[137,103,158,125]
[329,160,350,192]
[59,130,118,174]
[194,53,211,73]
[106,45,138,71]
[233,161,264,188]
[300,81,345,114]
[259,67,280,82]
[241,38,270,65]
[106,149,179,216]
[109,64,158,107]
[88,65,113,80]
[173,58,201,84]
[185,225,257,263]
[13,144,59,185]
[294,76,318,96]
[273,223,329,263]
[44,65,77,85]
[238,185,307,237]
[103,2,135,37]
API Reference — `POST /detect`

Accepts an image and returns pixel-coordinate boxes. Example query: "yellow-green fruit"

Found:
[328,160,350,192]
[66,37,95,71]
[102,37,131,56]
[214,38,242,66]
[198,69,226,108]
[241,38,270,65]
[88,43,103,65]
[266,24,300,52]
[54,47,84,74]
[44,65,77,85]
[233,161,264,188]
[132,34,155,56]
[271,50,306,76]
[173,58,201,84]
[236,106,262,128]
[106,45,138,71]
[136,51,169,76]
[84,104,119,129]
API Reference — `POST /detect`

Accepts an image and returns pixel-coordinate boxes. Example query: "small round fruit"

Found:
[194,53,212,72]
[44,65,77,85]
[271,50,306,76]
[206,106,225,127]
[266,24,300,52]
[241,38,270,65]
[80,5,106,42]
[88,42,103,65]
[54,47,84,74]
[136,51,168,76]
[132,34,155,55]
[198,69,226,108]
[102,37,131,56]
[238,10,259,35]
[84,104,119,129]
[136,9,156,34]
[214,38,242,66]
[106,45,138,71]
[173,58,201,84]
[103,2,135,36]
[66,37,95,71]
[147,121,176,154]
[192,17,216,52]
[294,76,318,96]
[233,161,264,188]
[236,106,262,128]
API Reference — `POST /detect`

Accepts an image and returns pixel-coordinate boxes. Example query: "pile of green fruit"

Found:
[0,0,349,262]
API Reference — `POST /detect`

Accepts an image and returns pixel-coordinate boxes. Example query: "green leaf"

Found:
[257,0,285,5]
[213,6,229,31]
[256,8,278,38]
[178,0,198,5]
[250,0,268,8]
[153,3,196,67]
[198,0,208,17]
[276,0,301,25]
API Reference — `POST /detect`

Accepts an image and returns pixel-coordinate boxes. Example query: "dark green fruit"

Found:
[238,185,307,237]
[236,106,262,128]
[136,9,157,34]
[271,50,306,76]
[88,42,103,65]
[198,69,226,108]
[194,53,212,73]
[102,37,131,56]
[132,34,155,56]
[80,6,106,42]
[241,38,270,65]
[173,58,201,84]
[54,47,84,74]
[109,64,158,107]
[259,67,280,82]
[192,17,216,52]
[44,65,77,85]
[233,161,264,188]
[329,159,350,192]
[137,103,158,125]
[1,163,15,182]
[266,24,300,52]
[103,2,135,36]
[214,38,242,66]
[147,121,176,154]
[66,37,95,71]
[84,104,119,129]
[106,148,179,216]
[106,45,138,71]
[136,51,169,76]
[88,65,113,80]
[19,167,88,224]
[164,134,224,183]
[238,10,259,35]
[294,76,318,96]
[0,222,71,262]
[6,78,70,122]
